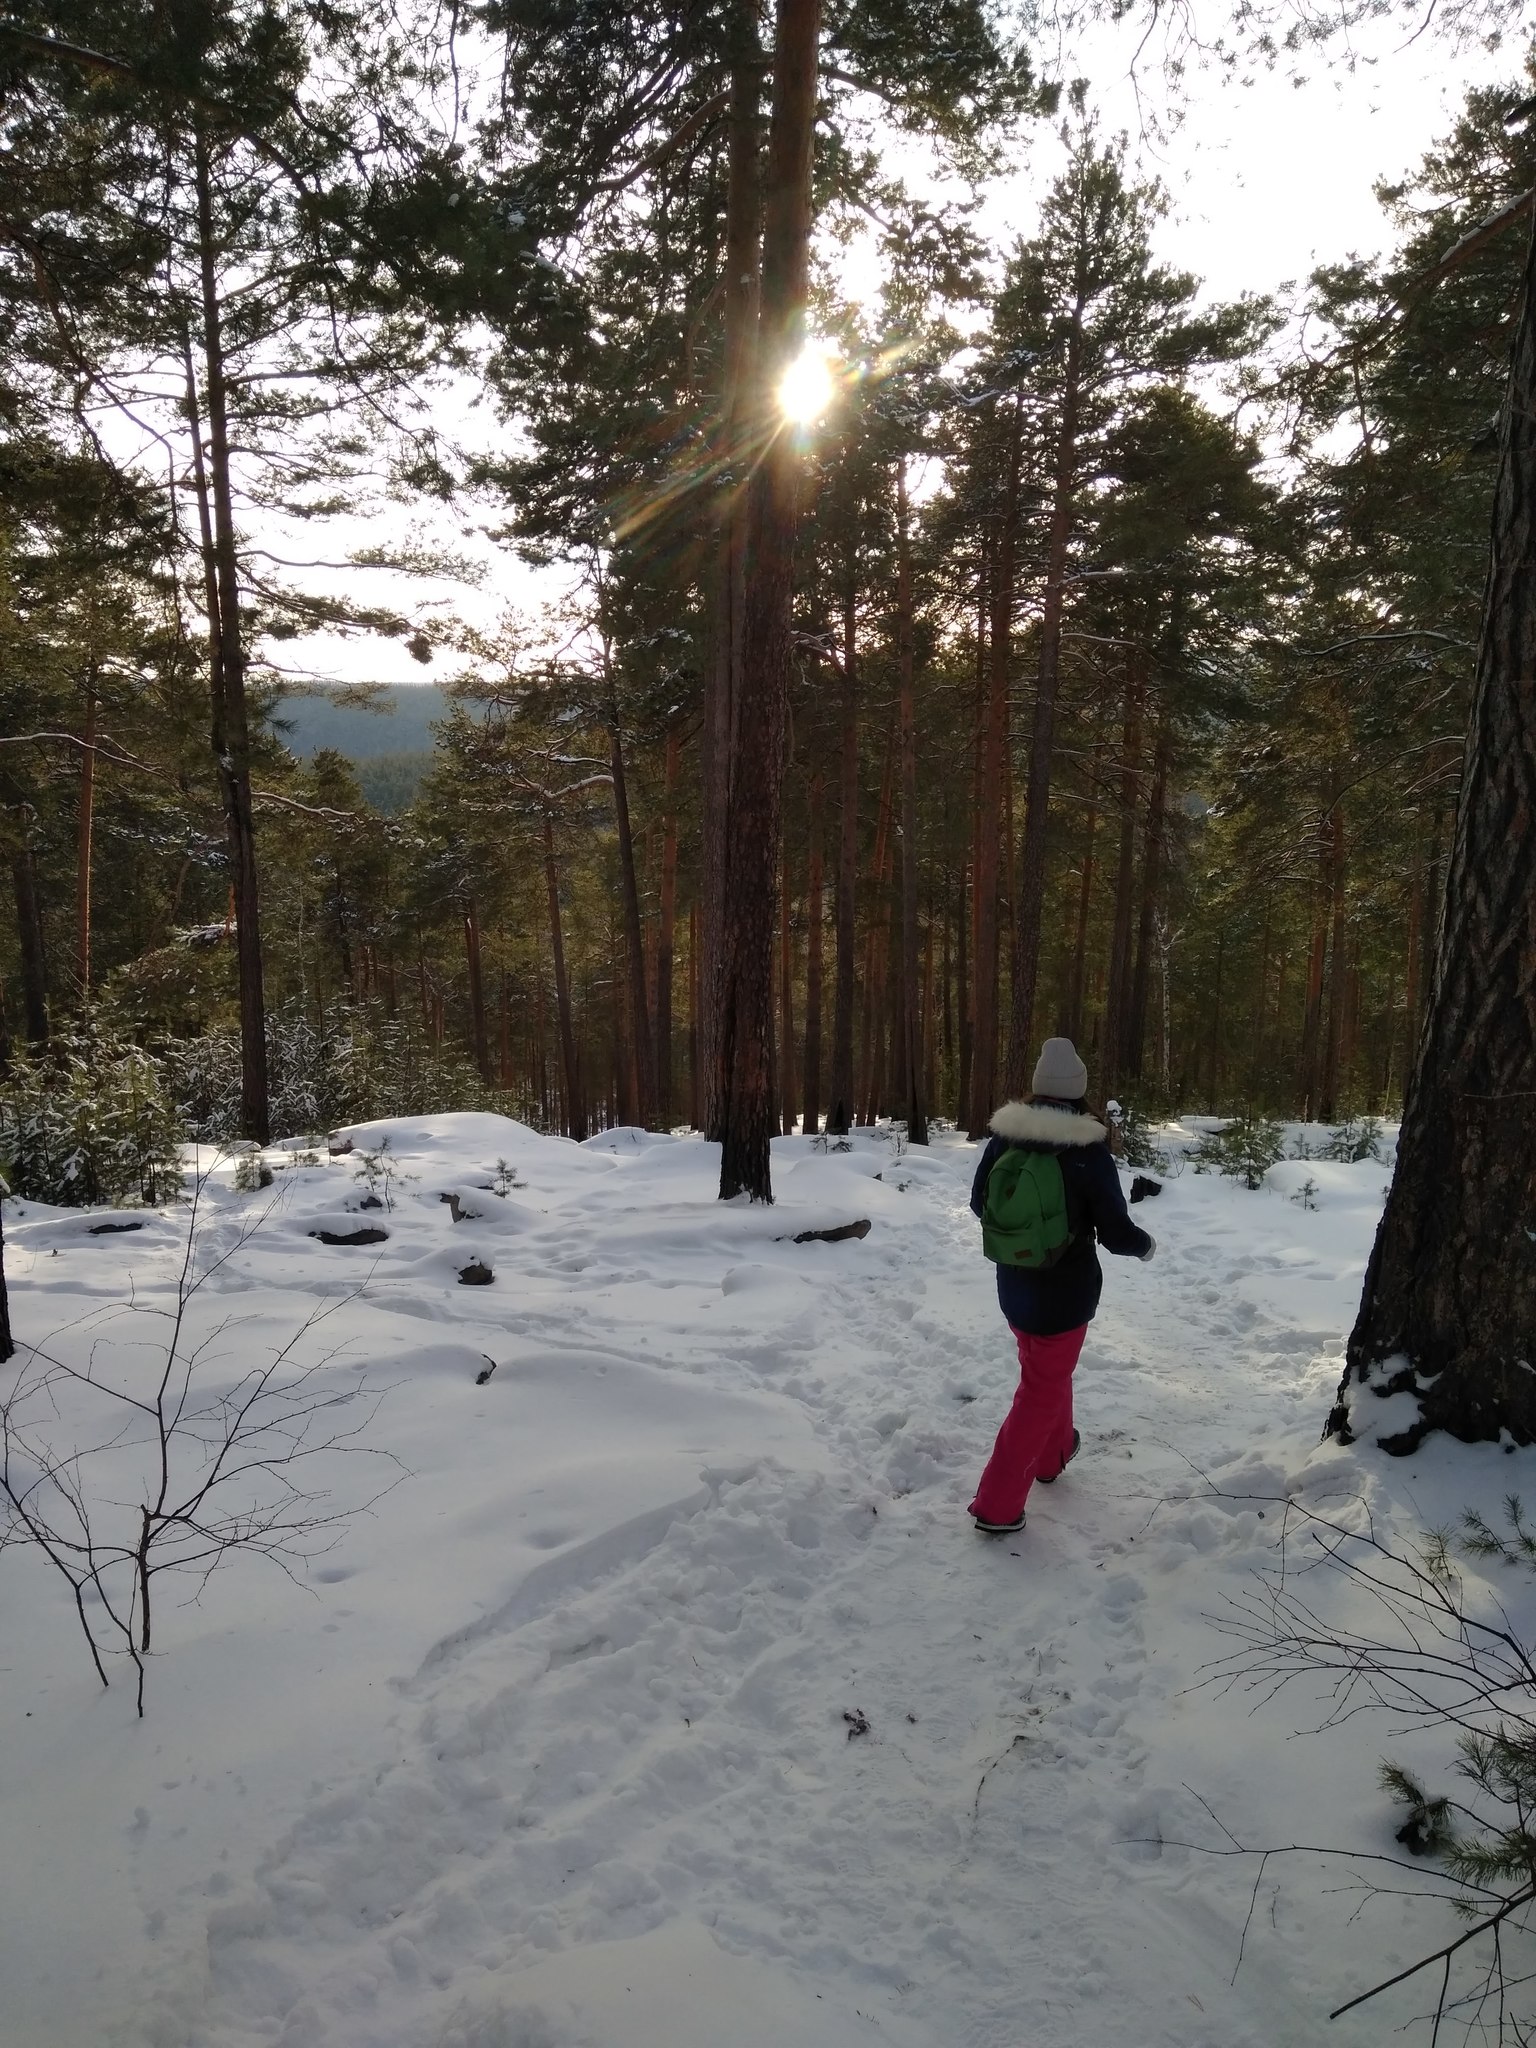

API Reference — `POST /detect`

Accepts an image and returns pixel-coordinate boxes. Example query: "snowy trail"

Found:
[157,1132,1376,2046]
[6,1114,1525,2048]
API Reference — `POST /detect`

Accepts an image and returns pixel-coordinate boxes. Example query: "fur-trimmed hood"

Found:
[989,1100,1107,1149]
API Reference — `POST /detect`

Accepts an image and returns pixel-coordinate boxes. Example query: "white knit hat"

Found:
[1032,1036,1088,1099]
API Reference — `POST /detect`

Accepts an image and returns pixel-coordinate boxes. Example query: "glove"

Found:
[1138,1232,1157,1262]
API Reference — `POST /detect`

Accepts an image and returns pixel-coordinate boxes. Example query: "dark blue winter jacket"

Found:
[969,1099,1153,1336]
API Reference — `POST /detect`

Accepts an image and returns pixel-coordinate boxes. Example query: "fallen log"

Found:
[780,1218,871,1246]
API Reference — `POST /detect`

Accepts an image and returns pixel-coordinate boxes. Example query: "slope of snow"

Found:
[1,1114,1529,2048]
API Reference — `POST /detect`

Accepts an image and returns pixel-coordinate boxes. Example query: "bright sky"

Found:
[277,17,1522,698]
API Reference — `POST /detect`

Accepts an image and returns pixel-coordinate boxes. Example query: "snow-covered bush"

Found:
[1321,1114,1386,1164]
[163,1001,492,1141]
[0,1032,183,1206]
[1191,1113,1285,1190]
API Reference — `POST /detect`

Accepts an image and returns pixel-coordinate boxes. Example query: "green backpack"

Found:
[981,1148,1074,1268]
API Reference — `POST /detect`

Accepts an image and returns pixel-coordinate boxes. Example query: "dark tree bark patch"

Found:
[310,1226,388,1247]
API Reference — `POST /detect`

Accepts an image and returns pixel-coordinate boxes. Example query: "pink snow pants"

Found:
[968,1323,1088,1524]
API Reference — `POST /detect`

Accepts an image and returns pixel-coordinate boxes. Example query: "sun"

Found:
[777,342,838,425]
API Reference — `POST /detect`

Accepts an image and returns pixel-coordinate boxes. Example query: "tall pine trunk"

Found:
[1319,805,1348,1121]
[967,400,1022,1135]
[75,681,96,1002]
[607,697,657,1128]
[825,580,859,1133]
[1006,296,1085,1096]
[802,769,824,1134]
[1065,738,1102,1044]
[1099,653,1144,1100]
[543,812,586,1141]
[1330,226,1536,1449]
[464,901,491,1083]
[896,463,927,1142]
[193,129,269,1143]
[700,12,763,1144]
[1126,716,1169,1081]
[656,724,681,1128]
[716,0,822,1201]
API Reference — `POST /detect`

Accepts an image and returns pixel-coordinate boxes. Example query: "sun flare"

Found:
[777,343,838,425]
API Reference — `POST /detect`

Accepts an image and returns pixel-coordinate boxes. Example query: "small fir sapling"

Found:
[352,1137,414,1212]
[1191,1114,1285,1190]
[1321,1115,1387,1164]
[1291,1176,1320,1210]
[491,1158,525,1194]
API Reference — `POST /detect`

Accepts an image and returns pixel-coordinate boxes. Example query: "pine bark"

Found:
[715,0,822,1201]
[1006,297,1086,1095]
[780,850,796,1134]
[1319,804,1349,1121]
[1331,219,1536,1451]
[75,682,96,1002]
[656,724,681,1127]
[967,400,1022,1135]
[700,15,763,1145]
[1099,653,1144,1101]
[1126,717,1169,1081]
[801,769,824,1134]
[825,583,859,1134]
[543,812,586,1141]
[464,901,491,1083]
[608,703,657,1127]
[1065,741,1102,1045]
[193,129,269,1144]
[895,463,927,1142]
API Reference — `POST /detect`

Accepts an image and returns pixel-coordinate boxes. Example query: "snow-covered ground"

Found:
[2,1112,1530,2048]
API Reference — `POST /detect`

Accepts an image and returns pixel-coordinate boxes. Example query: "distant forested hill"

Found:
[273,685,444,813]
[275,684,445,760]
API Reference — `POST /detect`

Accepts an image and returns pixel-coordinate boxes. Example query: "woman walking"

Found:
[968,1037,1155,1535]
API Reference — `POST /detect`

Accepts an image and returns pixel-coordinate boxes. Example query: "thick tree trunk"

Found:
[1006,300,1085,1096]
[967,400,1022,1135]
[1330,223,1536,1451]
[825,583,859,1134]
[700,14,764,1145]
[656,723,681,1127]
[802,769,824,1134]
[895,463,927,1142]
[193,132,269,1144]
[543,812,586,1141]
[608,703,657,1127]
[716,0,822,1201]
